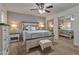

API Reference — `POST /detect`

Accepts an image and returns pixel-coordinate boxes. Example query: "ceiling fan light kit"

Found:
[38,9,45,14]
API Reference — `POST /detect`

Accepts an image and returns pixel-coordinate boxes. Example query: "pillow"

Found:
[30,27,36,30]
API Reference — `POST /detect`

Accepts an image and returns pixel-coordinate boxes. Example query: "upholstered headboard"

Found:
[21,22,39,31]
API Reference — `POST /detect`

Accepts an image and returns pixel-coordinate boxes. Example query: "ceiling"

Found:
[2,3,79,18]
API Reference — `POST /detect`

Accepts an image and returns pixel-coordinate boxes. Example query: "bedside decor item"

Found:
[9,21,20,34]
[38,21,44,30]
[71,15,75,21]
[47,20,53,32]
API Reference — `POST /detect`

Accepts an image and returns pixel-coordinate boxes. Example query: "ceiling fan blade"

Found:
[30,9,38,10]
[45,10,50,13]
[36,3,45,8]
[46,5,53,8]
[36,3,39,6]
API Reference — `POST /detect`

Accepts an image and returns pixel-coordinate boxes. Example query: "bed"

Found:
[22,22,54,52]
[23,30,52,40]
[22,30,53,52]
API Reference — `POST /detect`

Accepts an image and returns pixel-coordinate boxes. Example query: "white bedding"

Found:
[23,30,52,40]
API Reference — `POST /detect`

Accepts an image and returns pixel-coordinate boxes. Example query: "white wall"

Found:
[47,5,79,46]
[53,17,58,40]
[73,14,79,46]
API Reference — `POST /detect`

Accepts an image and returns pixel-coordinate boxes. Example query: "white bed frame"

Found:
[25,36,53,52]
[22,22,54,52]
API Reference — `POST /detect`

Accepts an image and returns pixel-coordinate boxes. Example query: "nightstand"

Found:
[10,33,20,42]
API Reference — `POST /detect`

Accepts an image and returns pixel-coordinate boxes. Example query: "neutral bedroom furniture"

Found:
[23,30,52,40]
[39,39,53,51]
[10,33,20,42]
[23,30,53,52]
[25,36,53,52]
[0,23,10,55]
[21,22,54,52]
[59,29,74,39]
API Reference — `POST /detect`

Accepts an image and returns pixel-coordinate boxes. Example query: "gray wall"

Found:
[7,12,46,33]
[8,12,45,22]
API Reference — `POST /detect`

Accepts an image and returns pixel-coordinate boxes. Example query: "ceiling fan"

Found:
[30,3,53,14]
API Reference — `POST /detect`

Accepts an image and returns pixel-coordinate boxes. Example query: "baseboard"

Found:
[74,42,79,47]
[73,45,79,48]
[0,52,3,55]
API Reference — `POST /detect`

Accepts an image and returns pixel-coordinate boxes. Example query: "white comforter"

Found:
[23,30,52,40]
